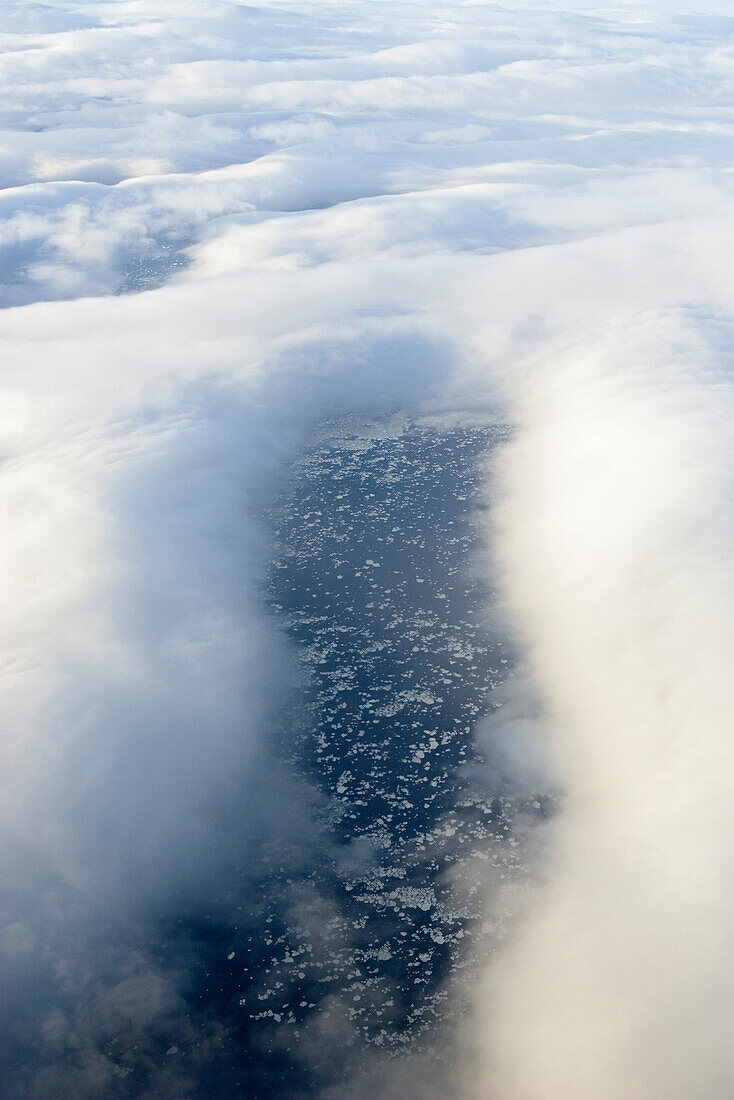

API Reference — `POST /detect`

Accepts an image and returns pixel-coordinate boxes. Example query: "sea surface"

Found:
[183,415,522,1096]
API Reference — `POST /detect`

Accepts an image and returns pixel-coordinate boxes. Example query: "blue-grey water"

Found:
[184,415,518,1096]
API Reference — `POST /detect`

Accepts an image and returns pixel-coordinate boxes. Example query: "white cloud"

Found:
[473,311,734,1099]
[2,0,734,1094]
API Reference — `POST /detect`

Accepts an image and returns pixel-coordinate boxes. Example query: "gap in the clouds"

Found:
[118,236,191,295]
[168,414,529,1097]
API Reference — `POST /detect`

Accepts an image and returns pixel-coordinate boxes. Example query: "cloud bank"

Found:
[474,312,734,1100]
[1,0,734,1095]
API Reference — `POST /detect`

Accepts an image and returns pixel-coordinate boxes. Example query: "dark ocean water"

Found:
[179,416,519,1097]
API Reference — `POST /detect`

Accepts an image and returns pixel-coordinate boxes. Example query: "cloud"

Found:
[472,311,734,1099]
[2,0,734,1095]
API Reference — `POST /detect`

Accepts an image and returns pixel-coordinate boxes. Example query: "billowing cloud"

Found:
[1,0,734,1096]
[471,310,734,1100]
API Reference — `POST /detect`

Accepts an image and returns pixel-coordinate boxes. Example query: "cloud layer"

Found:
[474,312,734,1099]
[2,0,734,1095]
